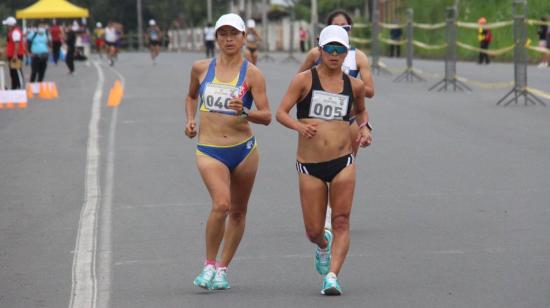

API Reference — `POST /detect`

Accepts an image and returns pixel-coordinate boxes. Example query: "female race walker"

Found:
[298,10,375,230]
[244,19,261,65]
[298,9,374,157]
[184,13,271,291]
[276,25,372,296]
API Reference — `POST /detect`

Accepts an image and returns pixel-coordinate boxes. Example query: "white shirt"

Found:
[11,28,22,42]
[204,27,215,41]
[104,26,118,42]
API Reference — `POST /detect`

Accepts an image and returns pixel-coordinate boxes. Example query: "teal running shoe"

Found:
[211,268,231,290]
[315,229,333,275]
[193,264,216,290]
[321,272,342,296]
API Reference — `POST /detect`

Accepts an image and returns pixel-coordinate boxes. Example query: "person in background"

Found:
[94,22,105,58]
[477,17,492,65]
[65,23,78,75]
[389,19,402,57]
[203,22,216,58]
[146,19,162,64]
[244,19,261,65]
[29,24,50,82]
[50,20,63,65]
[299,26,308,53]
[104,21,119,66]
[3,16,25,89]
[536,16,548,68]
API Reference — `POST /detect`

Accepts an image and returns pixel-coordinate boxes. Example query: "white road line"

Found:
[69,61,104,308]
[97,63,126,308]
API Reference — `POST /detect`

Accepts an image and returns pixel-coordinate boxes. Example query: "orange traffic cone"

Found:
[50,82,58,98]
[18,101,28,108]
[6,101,15,109]
[27,84,34,99]
[0,103,4,109]
[38,83,47,99]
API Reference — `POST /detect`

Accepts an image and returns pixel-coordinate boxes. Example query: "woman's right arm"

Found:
[276,73,318,139]
[184,61,204,138]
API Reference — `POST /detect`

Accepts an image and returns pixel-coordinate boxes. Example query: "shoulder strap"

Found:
[30,32,39,46]
[236,59,248,87]
[203,58,217,83]
[342,72,352,95]
[311,67,321,89]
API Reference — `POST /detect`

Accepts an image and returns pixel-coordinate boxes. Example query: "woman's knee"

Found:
[211,199,231,216]
[228,207,247,222]
[305,226,324,243]
[332,214,350,231]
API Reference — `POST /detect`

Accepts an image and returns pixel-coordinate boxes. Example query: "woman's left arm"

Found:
[229,66,271,125]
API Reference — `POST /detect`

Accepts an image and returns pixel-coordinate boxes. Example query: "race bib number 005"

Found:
[203,83,238,114]
[309,90,349,120]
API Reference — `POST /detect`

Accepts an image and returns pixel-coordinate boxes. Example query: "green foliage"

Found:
[399,0,550,60]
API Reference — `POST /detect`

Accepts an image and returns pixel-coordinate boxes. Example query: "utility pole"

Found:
[207,0,212,23]
[137,0,144,50]
[310,0,318,47]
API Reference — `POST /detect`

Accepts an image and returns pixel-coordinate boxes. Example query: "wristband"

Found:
[359,121,373,131]
[240,109,248,119]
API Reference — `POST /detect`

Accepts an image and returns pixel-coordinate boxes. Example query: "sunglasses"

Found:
[341,25,352,32]
[322,44,348,55]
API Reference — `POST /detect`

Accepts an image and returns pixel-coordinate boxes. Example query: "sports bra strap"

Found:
[236,60,248,86]
[204,58,217,83]
[343,73,352,94]
[311,67,321,89]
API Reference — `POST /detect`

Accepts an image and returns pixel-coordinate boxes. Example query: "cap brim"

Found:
[320,38,349,49]
[215,23,245,33]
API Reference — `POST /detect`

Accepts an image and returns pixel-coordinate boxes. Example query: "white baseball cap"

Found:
[96,22,102,28]
[318,25,349,49]
[214,13,246,33]
[247,19,256,28]
[2,16,16,26]
[149,19,156,26]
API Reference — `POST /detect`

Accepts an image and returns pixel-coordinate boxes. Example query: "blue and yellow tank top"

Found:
[198,58,254,115]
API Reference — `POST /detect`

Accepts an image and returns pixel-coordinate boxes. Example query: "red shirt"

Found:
[50,25,62,42]
[6,27,25,58]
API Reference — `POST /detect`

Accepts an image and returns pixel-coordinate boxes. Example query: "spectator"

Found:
[203,22,215,58]
[477,17,492,65]
[299,26,308,53]
[50,20,63,64]
[65,23,78,74]
[389,19,402,57]
[537,16,548,68]
[2,16,25,89]
[29,25,50,82]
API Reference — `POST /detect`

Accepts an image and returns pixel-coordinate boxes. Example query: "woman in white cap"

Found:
[276,25,372,296]
[184,13,271,291]
[298,10,374,231]
[146,19,162,64]
[298,10,374,157]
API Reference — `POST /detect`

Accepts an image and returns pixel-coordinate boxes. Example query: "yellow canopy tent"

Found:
[16,0,89,19]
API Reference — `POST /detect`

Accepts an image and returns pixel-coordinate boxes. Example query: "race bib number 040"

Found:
[203,83,239,114]
[309,90,349,120]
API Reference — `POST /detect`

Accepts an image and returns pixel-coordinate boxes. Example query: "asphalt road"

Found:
[1,51,550,308]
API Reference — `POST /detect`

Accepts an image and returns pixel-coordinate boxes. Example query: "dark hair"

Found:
[326,10,353,26]
[207,22,213,27]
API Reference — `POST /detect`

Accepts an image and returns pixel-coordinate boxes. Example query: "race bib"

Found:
[203,83,238,114]
[150,31,158,40]
[309,90,349,120]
